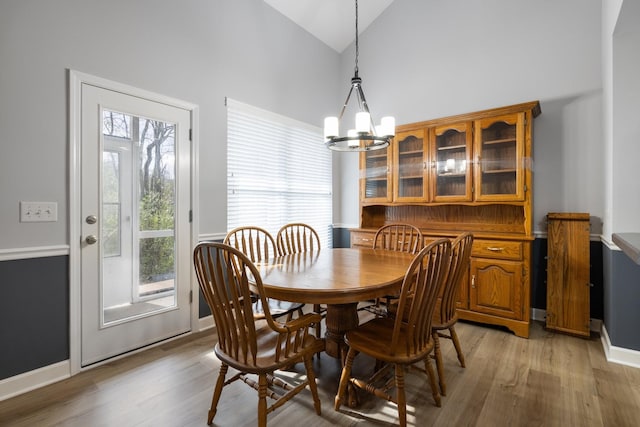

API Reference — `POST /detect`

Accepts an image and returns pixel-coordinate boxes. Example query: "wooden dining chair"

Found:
[432,232,473,396]
[276,223,324,338]
[193,242,324,426]
[364,223,425,316]
[335,239,451,427]
[224,226,304,320]
[373,223,424,254]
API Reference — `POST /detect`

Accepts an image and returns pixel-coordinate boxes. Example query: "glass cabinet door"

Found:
[393,130,428,202]
[360,148,392,202]
[474,113,525,201]
[431,122,472,202]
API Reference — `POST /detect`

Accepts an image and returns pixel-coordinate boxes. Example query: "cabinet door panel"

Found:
[470,258,523,319]
[431,122,473,202]
[393,130,428,202]
[361,149,392,202]
[474,113,525,201]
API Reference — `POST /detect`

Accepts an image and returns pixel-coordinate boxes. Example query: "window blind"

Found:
[226,98,333,248]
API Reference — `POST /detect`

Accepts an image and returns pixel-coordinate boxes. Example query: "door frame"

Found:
[69,70,200,375]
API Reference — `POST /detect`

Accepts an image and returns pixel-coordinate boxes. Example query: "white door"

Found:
[80,83,192,366]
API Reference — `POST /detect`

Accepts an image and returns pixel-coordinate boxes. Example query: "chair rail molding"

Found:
[0,245,69,261]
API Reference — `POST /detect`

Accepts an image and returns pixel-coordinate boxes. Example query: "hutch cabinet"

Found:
[546,212,591,337]
[351,101,541,338]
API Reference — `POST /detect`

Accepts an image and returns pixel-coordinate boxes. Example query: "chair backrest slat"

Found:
[224,226,278,262]
[194,242,275,366]
[391,238,451,356]
[438,232,474,325]
[277,223,321,256]
[373,224,424,254]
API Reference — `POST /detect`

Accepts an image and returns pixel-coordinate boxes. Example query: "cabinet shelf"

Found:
[437,144,466,151]
[399,175,424,180]
[482,169,516,174]
[366,154,388,160]
[438,172,466,178]
[399,150,423,156]
[483,138,516,146]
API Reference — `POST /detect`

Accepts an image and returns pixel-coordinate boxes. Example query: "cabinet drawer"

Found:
[472,240,523,260]
[351,232,375,248]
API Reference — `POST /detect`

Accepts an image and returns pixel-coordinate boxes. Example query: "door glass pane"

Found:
[101,110,176,325]
[102,151,121,257]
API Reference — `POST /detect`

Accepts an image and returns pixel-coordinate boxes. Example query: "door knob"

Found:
[86,215,97,224]
[85,235,98,245]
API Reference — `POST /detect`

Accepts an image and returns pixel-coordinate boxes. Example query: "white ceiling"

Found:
[264,0,395,53]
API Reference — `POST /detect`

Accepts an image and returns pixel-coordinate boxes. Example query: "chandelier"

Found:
[324,0,395,151]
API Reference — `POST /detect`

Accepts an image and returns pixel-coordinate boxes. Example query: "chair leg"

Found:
[449,325,466,368]
[423,356,442,407]
[432,331,446,396]
[313,304,322,338]
[208,363,228,424]
[335,347,357,411]
[303,355,322,415]
[395,364,407,427]
[257,374,268,427]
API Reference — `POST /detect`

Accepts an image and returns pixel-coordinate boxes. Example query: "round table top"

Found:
[254,247,415,305]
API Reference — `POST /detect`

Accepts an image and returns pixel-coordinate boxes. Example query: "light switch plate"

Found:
[20,201,58,222]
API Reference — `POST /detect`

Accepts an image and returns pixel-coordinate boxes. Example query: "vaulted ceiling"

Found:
[263,0,395,53]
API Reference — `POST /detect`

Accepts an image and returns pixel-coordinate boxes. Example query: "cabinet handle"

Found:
[486,246,504,252]
[471,275,476,288]
[361,238,371,242]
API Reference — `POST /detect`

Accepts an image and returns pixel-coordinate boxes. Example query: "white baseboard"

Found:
[0,360,70,402]
[601,325,640,369]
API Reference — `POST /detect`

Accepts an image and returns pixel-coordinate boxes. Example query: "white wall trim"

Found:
[0,361,70,402]
[0,245,69,261]
[332,223,359,229]
[601,324,640,369]
[601,234,620,251]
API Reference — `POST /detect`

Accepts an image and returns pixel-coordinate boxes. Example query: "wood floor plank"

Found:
[2,321,640,426]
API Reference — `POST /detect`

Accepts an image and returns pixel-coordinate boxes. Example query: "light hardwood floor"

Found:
[1,319,639,426]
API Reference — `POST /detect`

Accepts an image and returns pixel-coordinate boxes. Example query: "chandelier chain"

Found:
[354,0,359,78]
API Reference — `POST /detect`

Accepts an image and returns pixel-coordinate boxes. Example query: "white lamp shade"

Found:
[380,116,395,137]
[324,117,339,138]
[355,112,370,133]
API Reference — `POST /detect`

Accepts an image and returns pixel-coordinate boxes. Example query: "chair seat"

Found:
[216,316,325,372]
[345,317,434,365]
[432,312,459,330]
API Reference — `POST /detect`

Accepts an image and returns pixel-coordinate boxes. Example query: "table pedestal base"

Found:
[324,302,360,407]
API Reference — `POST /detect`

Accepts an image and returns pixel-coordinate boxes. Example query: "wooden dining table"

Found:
[253,247,415,360]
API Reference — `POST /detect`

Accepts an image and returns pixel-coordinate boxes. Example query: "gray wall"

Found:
[2,0,639,382]
[0,0,339,380]
[0,0,340,249]
[333,0,604,231]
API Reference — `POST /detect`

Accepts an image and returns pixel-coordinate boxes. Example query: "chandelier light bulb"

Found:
[324,117,339,139]
[355,112,371,133]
